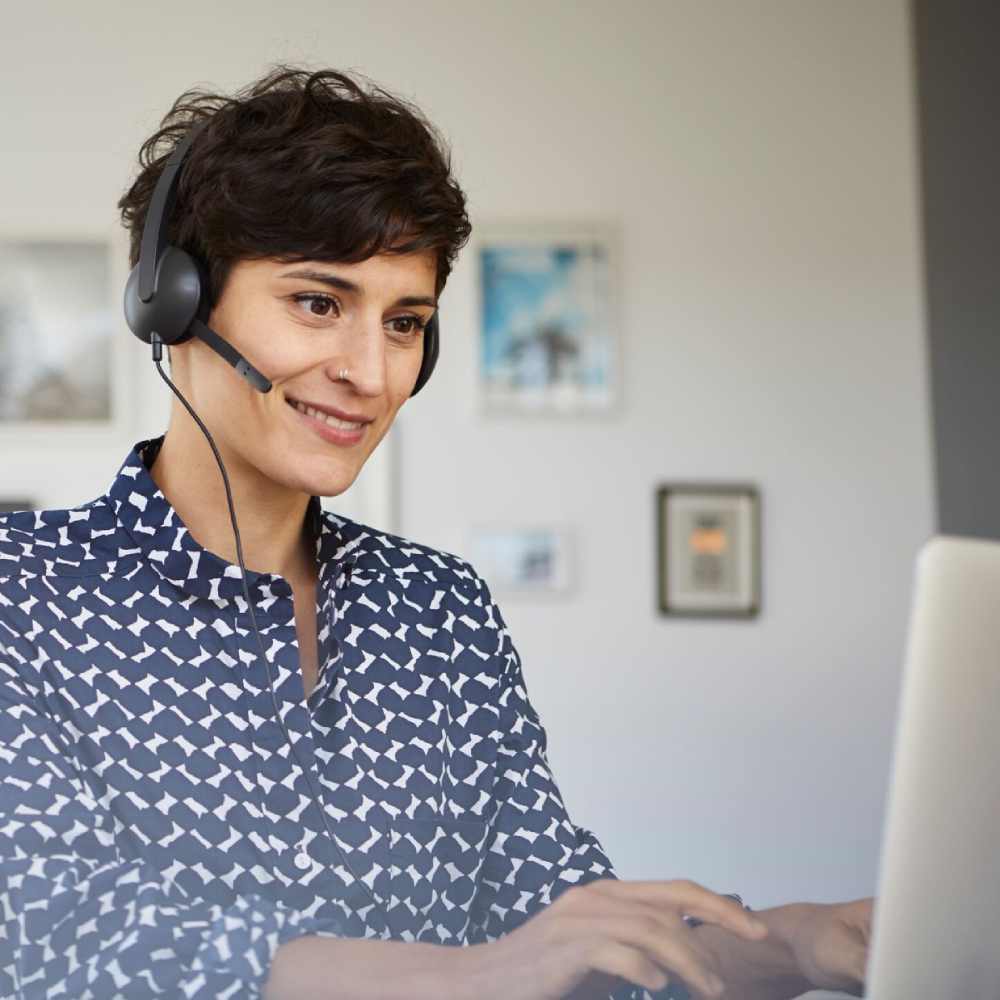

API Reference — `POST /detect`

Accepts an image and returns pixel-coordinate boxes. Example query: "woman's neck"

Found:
[148,425,318,588]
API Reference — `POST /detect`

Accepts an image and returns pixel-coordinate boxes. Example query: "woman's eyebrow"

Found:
[278,268,438,309]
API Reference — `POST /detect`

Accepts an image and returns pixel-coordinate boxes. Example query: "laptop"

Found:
[865,535,1000,997]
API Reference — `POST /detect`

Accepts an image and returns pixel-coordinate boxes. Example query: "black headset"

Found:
[121,118,411,938]
[123,120,440,396]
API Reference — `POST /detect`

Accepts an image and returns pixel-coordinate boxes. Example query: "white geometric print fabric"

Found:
[0,435,671,999]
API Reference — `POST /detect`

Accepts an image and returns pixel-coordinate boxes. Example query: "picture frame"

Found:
[468,525,574,598]
[0,499,36,514]
[0,234,131,442]
[473,220,621,416]
[656,484,761,618]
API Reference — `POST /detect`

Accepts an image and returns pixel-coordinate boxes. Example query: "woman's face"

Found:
[170,249,437,498]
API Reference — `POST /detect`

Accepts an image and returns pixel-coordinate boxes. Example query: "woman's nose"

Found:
[326,317,388,396]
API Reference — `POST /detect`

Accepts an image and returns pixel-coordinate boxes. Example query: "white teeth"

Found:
[291,399,364,431]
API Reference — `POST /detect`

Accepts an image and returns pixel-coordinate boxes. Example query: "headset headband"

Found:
[137,122,206,303]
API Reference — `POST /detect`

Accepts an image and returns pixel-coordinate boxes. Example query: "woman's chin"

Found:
[297,467,360,501]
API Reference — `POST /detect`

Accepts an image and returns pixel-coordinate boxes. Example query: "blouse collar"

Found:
[106,434,353,602]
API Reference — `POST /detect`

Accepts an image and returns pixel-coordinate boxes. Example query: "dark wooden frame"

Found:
[0,499,36,513]
[656,483,761,619]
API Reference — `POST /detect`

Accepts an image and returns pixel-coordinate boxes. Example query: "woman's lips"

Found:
[286,398,367,445]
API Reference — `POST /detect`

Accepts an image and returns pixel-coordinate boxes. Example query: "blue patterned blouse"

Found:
[0,435,665,999]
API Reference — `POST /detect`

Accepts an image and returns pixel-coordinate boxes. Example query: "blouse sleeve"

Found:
[0,646,330,1000]
[464,573,684,1000]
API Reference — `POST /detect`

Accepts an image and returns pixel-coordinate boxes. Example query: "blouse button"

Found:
[294,851,311,871]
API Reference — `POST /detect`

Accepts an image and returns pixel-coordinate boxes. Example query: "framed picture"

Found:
[0,499,36,514]
[474,220,620,415]
[469,526,573,597]
[657,484,761,618]
[0,238,123,431]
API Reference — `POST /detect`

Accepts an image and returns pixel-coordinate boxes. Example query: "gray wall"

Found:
[915,0,1000,540]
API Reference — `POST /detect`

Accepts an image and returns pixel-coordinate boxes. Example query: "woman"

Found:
[0,66,871,1000]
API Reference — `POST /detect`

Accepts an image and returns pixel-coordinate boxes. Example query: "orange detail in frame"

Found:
[689,525,728,555]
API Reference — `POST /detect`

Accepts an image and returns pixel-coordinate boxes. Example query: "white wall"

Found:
[0,0,932,908]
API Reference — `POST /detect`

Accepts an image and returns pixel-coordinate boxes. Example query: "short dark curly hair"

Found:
[117,64,472,314]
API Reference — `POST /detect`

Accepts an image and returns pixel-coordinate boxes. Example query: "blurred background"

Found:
[1,0,996,914]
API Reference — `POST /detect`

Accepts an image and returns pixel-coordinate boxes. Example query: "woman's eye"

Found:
[292,293,339,318]
[388,315,426,337]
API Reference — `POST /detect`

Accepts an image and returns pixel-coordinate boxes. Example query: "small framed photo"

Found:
[657,484,761,618]
[0,499,36,514]
[469,526,573,598]
[474,220,620,415]
[0,233,129,443]
[0,239,119,425]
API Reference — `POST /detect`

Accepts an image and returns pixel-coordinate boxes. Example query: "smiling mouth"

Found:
[285,397,367,431]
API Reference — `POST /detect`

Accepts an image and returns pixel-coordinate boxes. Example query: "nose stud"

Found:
[338,367,350,381]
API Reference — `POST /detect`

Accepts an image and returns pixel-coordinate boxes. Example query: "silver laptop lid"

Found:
[867,536,1000,998]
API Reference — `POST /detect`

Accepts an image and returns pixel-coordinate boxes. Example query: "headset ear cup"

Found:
[162,251,209,352]
[411,312,439,396]
[192,253,212,328]
[158,251,207,347]
[123,246,202,346]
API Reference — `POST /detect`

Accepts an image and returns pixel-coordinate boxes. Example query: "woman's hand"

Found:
[467,878,769,1000]
[264,879,769,1000]
[785,897,873,996]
